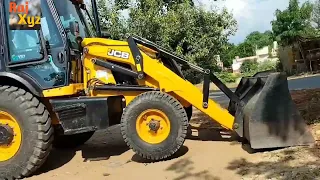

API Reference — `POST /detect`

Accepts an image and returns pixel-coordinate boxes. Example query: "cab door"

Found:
[1,0,69,90]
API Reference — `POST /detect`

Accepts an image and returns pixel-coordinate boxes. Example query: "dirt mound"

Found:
[290,88,320,125]
[190,88,320,180]
[233,89,320,180]
[227,145,320,180]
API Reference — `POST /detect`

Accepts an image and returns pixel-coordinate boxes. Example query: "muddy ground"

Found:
[26,89,320,180]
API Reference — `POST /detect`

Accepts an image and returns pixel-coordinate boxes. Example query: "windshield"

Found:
[53,0,92,49]
[4,0,63,62]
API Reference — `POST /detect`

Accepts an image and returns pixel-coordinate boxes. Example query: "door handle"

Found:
[57,52,65,63]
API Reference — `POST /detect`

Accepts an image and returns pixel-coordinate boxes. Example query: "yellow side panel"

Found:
[82,38,157,67]
[42,83,84,97]
[84,54,117,85]
[85,45,135,65]
[92,90,142,106]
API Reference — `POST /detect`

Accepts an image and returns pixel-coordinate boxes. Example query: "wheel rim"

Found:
[136,109,171,144]
[0,111,22,162]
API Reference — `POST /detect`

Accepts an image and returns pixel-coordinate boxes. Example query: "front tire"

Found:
[0,86,53,179]
[120,91,188,160]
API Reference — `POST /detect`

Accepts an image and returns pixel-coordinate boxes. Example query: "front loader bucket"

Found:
[228,72,315,149]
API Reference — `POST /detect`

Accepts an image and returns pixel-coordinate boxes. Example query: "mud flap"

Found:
[228,72,315,149]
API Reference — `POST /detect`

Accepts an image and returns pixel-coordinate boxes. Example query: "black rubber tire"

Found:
[120,91,188,160]
[0,86,53,180]
[53,131,95,148]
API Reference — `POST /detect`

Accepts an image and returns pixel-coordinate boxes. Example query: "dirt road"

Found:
[24,77,320,180]
[27,125,254,180]
[25,112,319,180]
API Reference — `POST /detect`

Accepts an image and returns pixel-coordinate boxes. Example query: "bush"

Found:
[182,66,237,85]
[240,60,259,74]
[240,59,278,77]
[258,60,277,72]
[216,71,238,83]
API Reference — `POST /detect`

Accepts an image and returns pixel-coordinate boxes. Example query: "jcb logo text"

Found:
[107,49,130,59]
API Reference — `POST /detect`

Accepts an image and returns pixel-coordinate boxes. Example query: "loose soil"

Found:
[26,89,320,180]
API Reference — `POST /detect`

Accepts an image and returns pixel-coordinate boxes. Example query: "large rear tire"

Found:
[0,86,53,180]
[120,91,188,160]
[53,131,95,148]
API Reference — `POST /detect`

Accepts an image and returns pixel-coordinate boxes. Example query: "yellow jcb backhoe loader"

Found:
[0,0,315,179]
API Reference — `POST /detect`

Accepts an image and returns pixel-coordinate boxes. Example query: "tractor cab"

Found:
[0,0,93,91]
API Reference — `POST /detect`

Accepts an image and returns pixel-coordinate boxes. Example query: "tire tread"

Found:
[120,91,188,161]
[0,86,53,179]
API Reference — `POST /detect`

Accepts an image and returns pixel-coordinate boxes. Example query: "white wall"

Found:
[231,41,279,73]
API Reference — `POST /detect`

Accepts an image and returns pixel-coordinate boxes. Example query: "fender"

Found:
[0,71,43,97]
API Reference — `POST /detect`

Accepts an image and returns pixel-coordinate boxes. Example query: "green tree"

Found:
[245,30,274,49]
[219,42,255,68]
[311,0,320,28]
[95,0,128,40]
[223,40,256,61]
[220,30,274,68]
[113,0,194,10]
[236,41,256,57]
[271,0,314,46]
[95,0,237,83]
[311,0,320,37]
[240,60,258,74]
[114,0,130,9]
[220,42,236,67]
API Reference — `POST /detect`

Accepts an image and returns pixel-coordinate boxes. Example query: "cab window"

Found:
[53,0,90,50]
[4,0,63,63]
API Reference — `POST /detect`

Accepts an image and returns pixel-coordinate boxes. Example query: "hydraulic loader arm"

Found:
[130,35,315,150]
[130,36,237,130]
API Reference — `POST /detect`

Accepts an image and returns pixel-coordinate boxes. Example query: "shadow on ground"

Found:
[35,109,243,176]
[226,145,320,180]
[165,158,221,180]
[131,145,189,164]
[188,110,293,154]
[34,125,130,175]
[34,124,190,176]
[188,110,241,144]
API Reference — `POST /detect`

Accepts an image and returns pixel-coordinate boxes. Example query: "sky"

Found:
[196,0,311,44]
